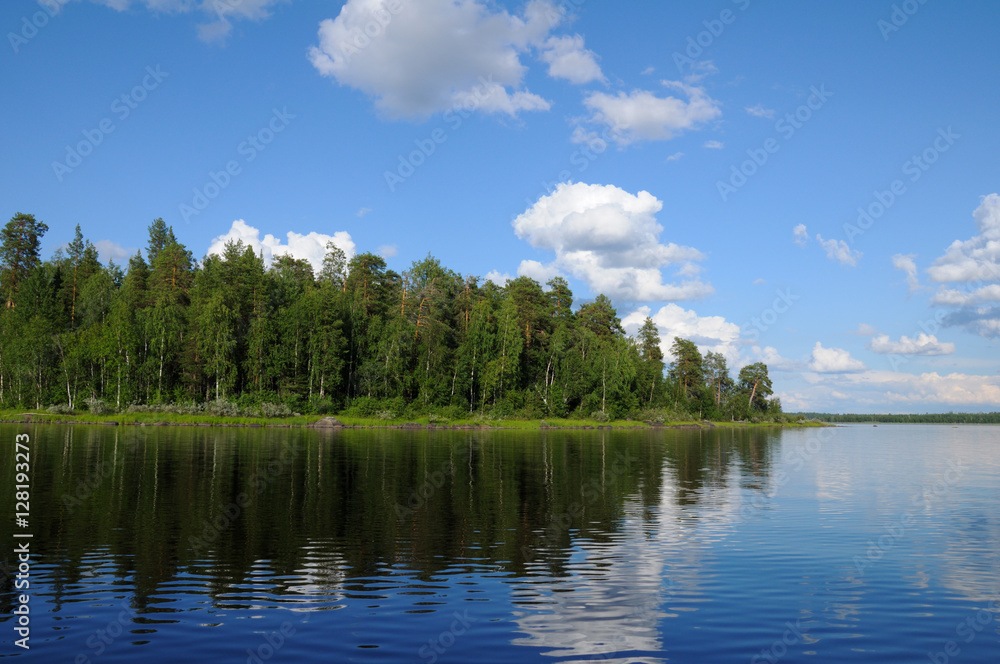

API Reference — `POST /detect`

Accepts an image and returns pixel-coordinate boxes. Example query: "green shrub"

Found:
[83,397,111,415]
[258,402,292,418]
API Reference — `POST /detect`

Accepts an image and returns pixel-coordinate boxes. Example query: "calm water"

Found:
[0,424,998,662]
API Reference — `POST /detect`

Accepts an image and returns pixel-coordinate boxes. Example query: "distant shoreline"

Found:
[0,412,829,431]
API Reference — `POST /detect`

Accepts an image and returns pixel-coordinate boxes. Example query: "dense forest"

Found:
[0,213,784,421]
[800,412,1000,424]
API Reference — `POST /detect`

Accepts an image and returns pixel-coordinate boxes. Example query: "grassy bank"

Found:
[0,409,827,430]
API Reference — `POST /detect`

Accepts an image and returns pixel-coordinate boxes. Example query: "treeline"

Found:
[799,412,1000,424]
[0,213,782,421]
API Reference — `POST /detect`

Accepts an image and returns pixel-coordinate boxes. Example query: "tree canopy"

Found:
[0,215,783,420]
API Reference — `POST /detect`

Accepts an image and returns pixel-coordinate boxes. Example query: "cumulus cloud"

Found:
[792,224,808,247]
[94,239,136,264]
[927,195,1000,337]
[789,370,1000,410]
[516,259,564,284]
[579,81,721,146]
[853,323,878,337]
[750,345,802,372]
[484,270,512,286]
[308,0,564,119]
[869,333,955,356]
[808,342,866,373]
[539,34,603,84]
[622,304,740,365]
[512,182,713,302]
[816,234,861,266]
[90,0,284,43]
[206,220,355,273]
[892,253,921,291]
[745,104,775,119]
[928,194,1000,284]
[377,244,398,257]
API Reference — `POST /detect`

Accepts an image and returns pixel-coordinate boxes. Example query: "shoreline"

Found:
[0,413,827,431]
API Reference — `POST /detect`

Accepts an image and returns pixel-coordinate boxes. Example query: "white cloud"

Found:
[927,195,1000,338]
[308,0,561,119]
[640,66,655,75]
[703,140,724,149]
[539,34,603,84]
[853,323,878,337]
[377,244,398,257]
[94,239,136,264]
[750,345,802,372]
[892,253,921,291]
[808,342,866,373]
[622,304,741,366]
[91,0,284,43]
[580,82,721,146]
[516,259,564,284]
[665,152,684,162]
[745,104,775,119]
[816,234,861,266]
[356,207,372,217]
[484,270,512,286]
[789,370,1000,410]
[932,284,1000,306]
[928,194,1000,283]
[512,182,713,302]
[869,333,955,356]
[793,224,808,247]
[206,220,355,273]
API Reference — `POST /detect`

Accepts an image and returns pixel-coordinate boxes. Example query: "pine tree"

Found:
[0,212,48,307]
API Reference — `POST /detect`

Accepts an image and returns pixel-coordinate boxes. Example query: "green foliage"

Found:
[0,218,781,422]
[1,212,48,307]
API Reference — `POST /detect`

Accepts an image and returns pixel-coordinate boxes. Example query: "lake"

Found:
[1,423,998,662]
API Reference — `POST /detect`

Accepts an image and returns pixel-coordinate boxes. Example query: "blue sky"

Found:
[3,0,999,413]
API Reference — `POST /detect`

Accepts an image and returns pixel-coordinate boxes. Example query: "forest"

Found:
[0,213,785,422]
[800,412,1000,424]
